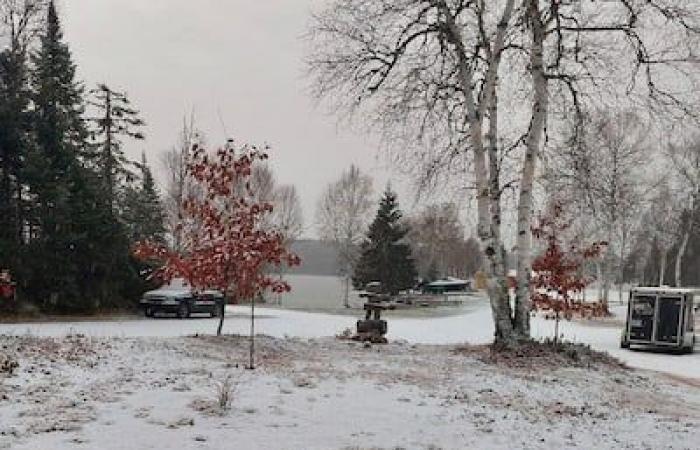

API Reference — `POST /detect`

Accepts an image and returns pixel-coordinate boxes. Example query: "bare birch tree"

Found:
[269,184,303,304]
[545,111,650,304]
[667,137,700,286]
[407,203,477,279]
[272,185,303,246]
[308,0,525,341]
[316,164,373,308]
[0,0,43,50]
[647,182,684,286]
[307,0,700,343]
[161,113,201,252]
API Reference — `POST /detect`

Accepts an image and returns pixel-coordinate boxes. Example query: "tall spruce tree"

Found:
[353,188,417,295]
[122,152,166,244]
[24,1,143,312]
[0,45,32,274]
[25,0,88,309]
[88,83,145,211]
[0,1,44,295]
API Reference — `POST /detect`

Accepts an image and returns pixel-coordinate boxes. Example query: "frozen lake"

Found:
[270,274,483,317]
[272,274,362,311]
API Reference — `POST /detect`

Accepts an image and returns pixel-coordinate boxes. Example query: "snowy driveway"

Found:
[1,301,698,380]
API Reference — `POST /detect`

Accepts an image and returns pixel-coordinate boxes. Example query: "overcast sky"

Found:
[59,0,422,238]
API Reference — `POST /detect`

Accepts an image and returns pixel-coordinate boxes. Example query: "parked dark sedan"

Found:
[140,287,224,318]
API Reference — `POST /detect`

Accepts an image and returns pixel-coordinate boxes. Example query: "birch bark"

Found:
[514,0,548,338]
[440,0,517,342]
[675,230,689,287]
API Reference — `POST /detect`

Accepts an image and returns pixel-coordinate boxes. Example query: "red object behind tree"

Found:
[530,203,608,342]
[0,270,15,301]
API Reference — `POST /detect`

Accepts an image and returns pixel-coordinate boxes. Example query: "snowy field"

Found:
[1,333,699,450]
[1,298,697,380]
[1,294,699,449]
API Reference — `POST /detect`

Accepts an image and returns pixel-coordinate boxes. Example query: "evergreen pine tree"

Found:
[138,153,166,243]
[87,83,145,211]
[24,1,142,312]
[25,0,88,309]
[123,152,166,244]
[0,42,32,275]
[352,188,417,294]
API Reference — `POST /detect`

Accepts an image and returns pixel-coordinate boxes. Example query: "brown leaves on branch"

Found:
[133,141,300,302]
[530,203,609,320]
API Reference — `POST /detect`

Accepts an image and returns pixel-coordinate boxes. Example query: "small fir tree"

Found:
[352,187,417,295]
[123,152,166,244]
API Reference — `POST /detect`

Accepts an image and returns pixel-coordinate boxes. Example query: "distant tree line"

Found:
[0,1,165,313]
[544,110,700,300]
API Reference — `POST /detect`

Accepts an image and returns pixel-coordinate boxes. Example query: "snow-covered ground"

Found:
[1,298,698,380]
[1,297,699,449]
[1,334,699,450]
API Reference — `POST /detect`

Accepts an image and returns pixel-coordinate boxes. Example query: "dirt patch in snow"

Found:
[454,340,626,371]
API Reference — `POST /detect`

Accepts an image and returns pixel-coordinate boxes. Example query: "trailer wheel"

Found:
[620,341,630,349]
[683,336,696,354]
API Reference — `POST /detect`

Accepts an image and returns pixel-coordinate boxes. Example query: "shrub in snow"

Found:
[215,375,236,413]
[531,203,608,343]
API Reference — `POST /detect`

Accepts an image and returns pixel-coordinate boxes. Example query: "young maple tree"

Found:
[530,203,608,343]
[134,141,300,368]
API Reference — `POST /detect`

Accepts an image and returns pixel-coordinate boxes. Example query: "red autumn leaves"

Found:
[531,203,608,320]
[134,141,300,302]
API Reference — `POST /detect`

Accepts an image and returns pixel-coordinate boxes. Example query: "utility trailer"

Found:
[621,287,696,353]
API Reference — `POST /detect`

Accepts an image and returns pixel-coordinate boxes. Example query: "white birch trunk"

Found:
[601,254,610,305]
[659,250,667,286]
[675,230,690,287]
[602,267,610,305]
[485,83,514,343]
[343,273,350,308]
[618,227,627,304]
[440,0,517,343]
[514,0,548,338]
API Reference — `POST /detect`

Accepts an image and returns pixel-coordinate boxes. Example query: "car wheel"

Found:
[211,303,223,318]
[177,302,190,319]
[145,307,154,318]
